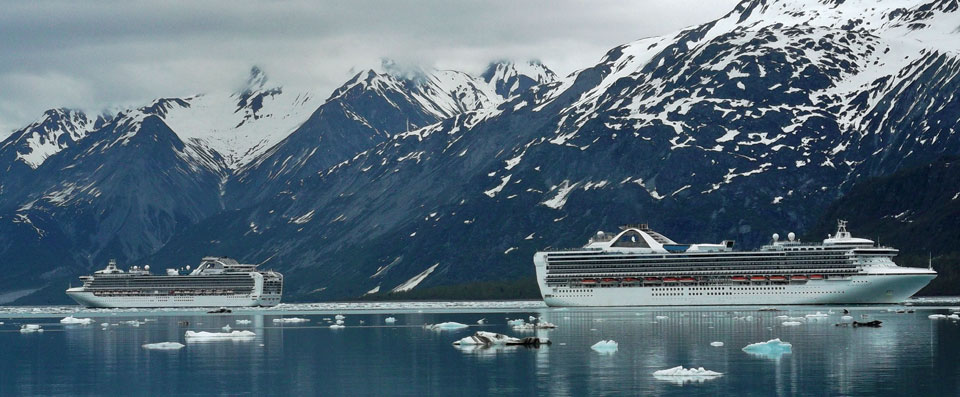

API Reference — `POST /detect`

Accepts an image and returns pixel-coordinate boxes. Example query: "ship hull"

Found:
[66,290,281,308]
[538,273,935,307]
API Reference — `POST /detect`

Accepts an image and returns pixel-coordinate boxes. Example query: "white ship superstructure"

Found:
[66,257,282,308]
[534,221,936,307]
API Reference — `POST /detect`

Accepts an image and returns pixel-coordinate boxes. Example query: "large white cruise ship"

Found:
[66,257,283,308]
[534,221,936,307]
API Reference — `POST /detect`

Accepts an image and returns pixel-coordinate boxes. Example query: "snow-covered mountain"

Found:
[141,0,960,301]
[0,60,555,303]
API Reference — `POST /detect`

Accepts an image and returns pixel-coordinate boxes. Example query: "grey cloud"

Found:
[0,0,737,137]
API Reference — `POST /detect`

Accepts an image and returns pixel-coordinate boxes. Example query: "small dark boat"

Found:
[207,307,232,314]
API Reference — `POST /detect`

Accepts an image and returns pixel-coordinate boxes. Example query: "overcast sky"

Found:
[0,0,737,139]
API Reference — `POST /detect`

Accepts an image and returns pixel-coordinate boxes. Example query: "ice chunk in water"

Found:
[507,319,526,326]
[653,366,722,377]
[184,330,256,341]
[222,325,232,332]
[101,323,109,328]
[742,338,792,359]
[122,320,143,327]
[655,315,669,320]
[272,317,310,323]
[329,324,345,329]
[335,314,345,320]
[60,316,94,325]
[427,322,469,330]
[453,331,522,346]
[949,314,960,320]
[236,319,252,325]
[591,340,618,353]
[929,314,947,319]
[20,324,43,333]
[384,317,397,323]
[142,342,185,350]
[476,318,486,325]
[710,341,724,347]
[805,312,829,318]
[782,321,802,326]
[841,316,854,322]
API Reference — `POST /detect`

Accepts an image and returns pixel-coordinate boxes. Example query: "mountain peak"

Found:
[244,66,269,92]
[480,60,557,98]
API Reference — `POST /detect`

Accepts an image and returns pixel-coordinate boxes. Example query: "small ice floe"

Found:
[122,320,143,327]
[101,323,109,328]
[948,314,960,320]
[184,330,256,341]
[425,322,469,331]
[507,319,526,326]
[710,341,724,347]
[591,340,618,354]
[476,318,486,325]
[929,314,948,320]
[384,317,397,324]
[529,316,538,322]
[20,324,43,333]
[805,312,829,318]
[782,321,802,326]
[335,319,344,325]
[272,317,310,324]
[236,319,252,325]
[776,315,789,320]
[652,366,722,378]
[335,314,345,320]
[452,331,550,346]
[513,321,557,331]
[60,316,95,325]
[742,338,792,359]
[841,316,854,322]
[142,342,185,350]
[655,315,669,320]
[221,325,232,332]
[329,324,345,329]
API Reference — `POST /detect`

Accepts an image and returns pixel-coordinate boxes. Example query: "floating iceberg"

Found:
[426,322,469,331]
[184,330,256,341]
[142,342,185,350]
[929,314,947,320]
[591,340,618,353]
[841,315,854,322]
[710,341,724,347]
[513,321,557,331]
[805,312,829,318]
[235,319,252,325]
[529,316,538,321]
[742,338,792,359]
[653,366,722,377]
[949,314,960,320]
[782,321,802,326]
[329,324,345,329]
[655,315,669,320]
[60,316,95,325]
[476,318,486,325]
[272,317,310,323]
[20,324,43,333]
[335,314,345,320]
[100,323,109,328]
[384,317,397,324]
[452,331,549,346]
[507,319,526,326]
[122,320,143,327]
[221,325,232,332]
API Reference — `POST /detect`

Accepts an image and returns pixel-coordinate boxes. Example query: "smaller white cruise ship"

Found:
[66,257,282,308]
[534,221,936,307]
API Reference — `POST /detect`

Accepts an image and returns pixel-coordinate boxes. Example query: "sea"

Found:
[2,299,960,396]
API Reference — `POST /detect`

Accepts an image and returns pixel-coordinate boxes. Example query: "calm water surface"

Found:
[2,303,960,396]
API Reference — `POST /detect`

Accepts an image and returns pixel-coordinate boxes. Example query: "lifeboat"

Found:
[643,277,662,283]
[622,277,640,284]
[750,276,767,282]
[791,275,807,281]
[731,276,748,282]
[581,279,598,285]
[679,277,697,283]
[663,277,679,283]
[769,275,787,282]
[809,275,824,280]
